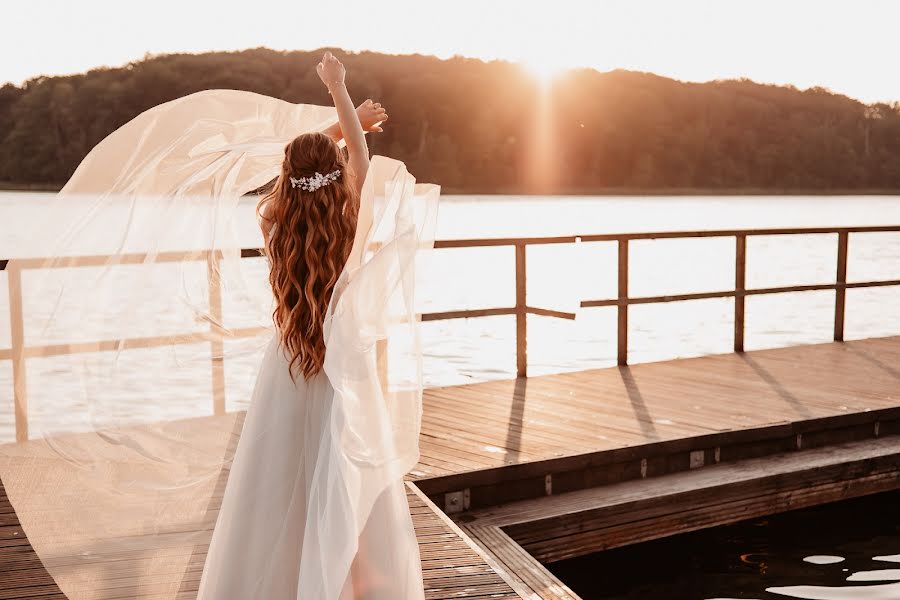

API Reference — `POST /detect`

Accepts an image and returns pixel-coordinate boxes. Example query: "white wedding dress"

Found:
[196,333,425,600]
[0,89,440,600]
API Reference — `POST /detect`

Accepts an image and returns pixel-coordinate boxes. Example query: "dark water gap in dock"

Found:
[548,489,900,600]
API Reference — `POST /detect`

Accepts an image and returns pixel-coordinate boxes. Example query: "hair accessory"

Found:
[290,169,341,192]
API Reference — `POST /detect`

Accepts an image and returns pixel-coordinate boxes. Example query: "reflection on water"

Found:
[548,490,900,600]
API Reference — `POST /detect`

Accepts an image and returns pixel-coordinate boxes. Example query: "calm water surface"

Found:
[1,192,899,441]
[549,490,900,600]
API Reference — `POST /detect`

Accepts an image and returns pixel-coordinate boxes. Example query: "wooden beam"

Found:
[734,234,746,352]
[617,240,629,366]
[421,225,900,250]
[834,231,849,341]
[13,249,211,270]
[578,278,900,309]
[525,306,577,320]
[0,326,270,361]
[421,307,516,321]
[515,243,527,378]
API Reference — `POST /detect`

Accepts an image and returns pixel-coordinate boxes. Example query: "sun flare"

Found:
[519,55,569,85]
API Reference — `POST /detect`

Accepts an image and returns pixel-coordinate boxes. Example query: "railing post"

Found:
[617,239,629,366]
[834,231,849,341]
[207,252,226,415]
[7,262,28,442]
[515,242,527,377]
[734,234,746,352]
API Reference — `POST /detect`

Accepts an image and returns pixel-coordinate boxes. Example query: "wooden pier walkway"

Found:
[414,335,900,484]
[0,477,521,600]
[2,335,900,598]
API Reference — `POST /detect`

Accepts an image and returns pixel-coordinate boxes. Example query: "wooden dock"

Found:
[413,335,900,599]
[414,335,900,486]
[2,335,899,599]
[0,472,521,600]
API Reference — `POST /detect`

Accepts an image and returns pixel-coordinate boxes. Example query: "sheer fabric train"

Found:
[0,89,440,599]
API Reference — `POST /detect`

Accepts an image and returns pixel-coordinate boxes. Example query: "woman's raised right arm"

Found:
[316,52,369,195]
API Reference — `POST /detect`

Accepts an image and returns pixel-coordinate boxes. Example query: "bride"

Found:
[195,52,429,599]
[0,51,438,600]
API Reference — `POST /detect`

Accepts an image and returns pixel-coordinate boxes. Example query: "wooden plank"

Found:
[408,483,525,600]
[463,525,580,600]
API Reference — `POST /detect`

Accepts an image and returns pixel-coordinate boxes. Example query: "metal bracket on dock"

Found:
[690,450,705,469]
[444,489,470,514]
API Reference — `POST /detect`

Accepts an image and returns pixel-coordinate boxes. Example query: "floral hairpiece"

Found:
[290,169,341,192]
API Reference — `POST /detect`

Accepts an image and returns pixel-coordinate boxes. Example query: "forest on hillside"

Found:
[1,48,899,193]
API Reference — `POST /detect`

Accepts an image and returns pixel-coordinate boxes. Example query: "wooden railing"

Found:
[4,225,900,442]
[428,226,900,369]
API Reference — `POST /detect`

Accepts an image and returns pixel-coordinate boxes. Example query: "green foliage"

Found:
[1,48,898,192]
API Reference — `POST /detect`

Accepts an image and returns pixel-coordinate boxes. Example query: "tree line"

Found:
[1,48,898,193]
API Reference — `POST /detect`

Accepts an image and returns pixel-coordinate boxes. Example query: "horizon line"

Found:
[4,46,898,107]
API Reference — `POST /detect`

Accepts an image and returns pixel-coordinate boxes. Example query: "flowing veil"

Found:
[0,89,439,598]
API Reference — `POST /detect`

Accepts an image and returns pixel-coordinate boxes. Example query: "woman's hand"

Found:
[316,51,345,90]
[356,99,388,133]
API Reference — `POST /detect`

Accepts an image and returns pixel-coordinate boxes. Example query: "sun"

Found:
[518,55,569,85]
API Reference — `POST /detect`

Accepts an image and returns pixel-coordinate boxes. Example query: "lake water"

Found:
[1,192,899,442]
[548,489,900,600]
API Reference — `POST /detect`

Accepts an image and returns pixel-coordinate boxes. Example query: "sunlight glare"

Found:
[519,55,569,85]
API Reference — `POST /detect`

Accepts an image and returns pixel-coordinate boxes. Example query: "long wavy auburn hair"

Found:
[257,132,359,381]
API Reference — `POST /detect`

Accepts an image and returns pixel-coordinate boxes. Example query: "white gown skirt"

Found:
[196,334,426,599]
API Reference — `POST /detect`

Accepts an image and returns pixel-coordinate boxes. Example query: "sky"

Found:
[3,0,898,104]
